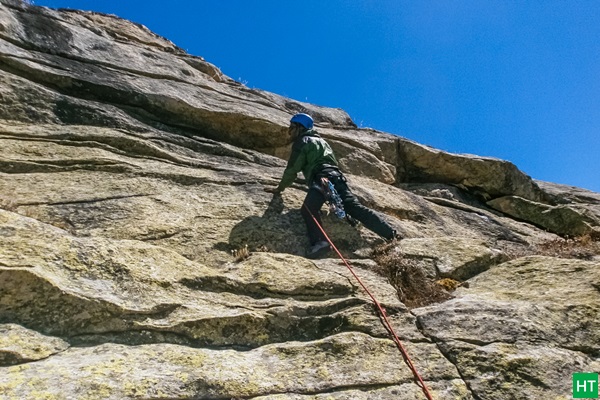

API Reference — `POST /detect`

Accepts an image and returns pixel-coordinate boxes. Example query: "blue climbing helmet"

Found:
[290,113,314,130]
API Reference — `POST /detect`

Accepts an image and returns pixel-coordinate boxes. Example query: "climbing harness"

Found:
[303,204,434,400]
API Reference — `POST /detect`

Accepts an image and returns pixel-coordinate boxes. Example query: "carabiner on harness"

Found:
[320,177,346,219]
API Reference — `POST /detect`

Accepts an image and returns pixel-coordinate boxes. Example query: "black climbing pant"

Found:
[300,168,395,245]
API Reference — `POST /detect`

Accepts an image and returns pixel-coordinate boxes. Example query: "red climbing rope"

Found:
[304,204,434,400]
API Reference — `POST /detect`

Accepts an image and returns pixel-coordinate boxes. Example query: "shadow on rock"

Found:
[225,194,366,258]
[226,194,308,256]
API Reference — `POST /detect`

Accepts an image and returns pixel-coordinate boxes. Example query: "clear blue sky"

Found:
[34,1,600,192]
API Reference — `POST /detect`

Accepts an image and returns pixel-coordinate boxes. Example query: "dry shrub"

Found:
[231,245,250,262]
[501,233,600,262]
[533,234,599,260]
[372,242,453,309]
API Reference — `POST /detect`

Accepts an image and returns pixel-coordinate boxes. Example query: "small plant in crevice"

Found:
[231,244,250,262]
[534,234,600,260]
[502,233,600,262]
[372,241,453,309]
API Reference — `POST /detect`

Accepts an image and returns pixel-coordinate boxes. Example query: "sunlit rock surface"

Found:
[1,1,598,399]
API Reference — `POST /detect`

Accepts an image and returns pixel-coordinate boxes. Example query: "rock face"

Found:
[488,183,600,237]
[0,2,598,399]
[414,256,600,399]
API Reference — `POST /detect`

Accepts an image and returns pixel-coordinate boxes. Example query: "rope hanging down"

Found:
[303,204,434,400]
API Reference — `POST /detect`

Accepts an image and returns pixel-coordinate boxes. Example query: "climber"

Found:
[266,113,399,259]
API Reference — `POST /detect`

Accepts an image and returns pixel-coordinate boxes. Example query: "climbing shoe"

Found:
[307,241,331,259]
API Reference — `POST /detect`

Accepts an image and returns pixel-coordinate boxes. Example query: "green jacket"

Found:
[276,129,338,192]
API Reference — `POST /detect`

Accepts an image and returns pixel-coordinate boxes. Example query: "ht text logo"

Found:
[573,373,599,399]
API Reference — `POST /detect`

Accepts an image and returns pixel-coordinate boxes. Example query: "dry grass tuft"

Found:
[231,244,250,262]
[533,234,600,260]
[372,241,453,309]
[504,233,600,261]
